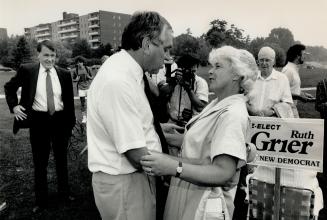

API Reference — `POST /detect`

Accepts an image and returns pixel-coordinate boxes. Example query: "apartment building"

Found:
[24,11,131,49]
[0,28,8,40]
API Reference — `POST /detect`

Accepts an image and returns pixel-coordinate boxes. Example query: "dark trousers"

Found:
[29,110,70,206]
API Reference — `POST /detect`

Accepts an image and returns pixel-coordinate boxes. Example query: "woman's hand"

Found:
[161,123,184,148]
[140,151,178,176]
[160,123,184,133]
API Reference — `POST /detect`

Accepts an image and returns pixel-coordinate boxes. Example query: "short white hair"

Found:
[209,46,258,94]
[258,46,275,60]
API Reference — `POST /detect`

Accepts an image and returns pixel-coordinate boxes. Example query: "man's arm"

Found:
[4,65,24,113]
[124,147,149,170]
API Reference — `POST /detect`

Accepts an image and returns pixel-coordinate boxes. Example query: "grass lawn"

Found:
[0,100,100,220]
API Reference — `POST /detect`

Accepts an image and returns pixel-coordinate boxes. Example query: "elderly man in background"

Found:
[247,46,293,117]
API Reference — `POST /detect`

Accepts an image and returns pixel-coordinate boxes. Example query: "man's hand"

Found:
[301,92,316,102]
[13,105,27,120]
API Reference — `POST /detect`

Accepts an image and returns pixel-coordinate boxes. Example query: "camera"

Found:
[165,54,198,90]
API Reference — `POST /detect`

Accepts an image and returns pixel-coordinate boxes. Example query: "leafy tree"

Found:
[205,19,246,48]
[171,34,199,58]
[12,36,32,69]
[248,37,266,60]
[266,27,294,52]
[197,37,210,66]
[92,43,113,58]
[186,28,192,35]
[72,39,92,58]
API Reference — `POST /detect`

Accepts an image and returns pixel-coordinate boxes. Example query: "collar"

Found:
[186,94,246,129]
[120,49,144,85]
[286,62,299,71]
[39,63,55,75]
[257,69,278,80]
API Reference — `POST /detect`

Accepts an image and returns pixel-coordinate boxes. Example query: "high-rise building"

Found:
[0,28,8,40]
[24,10,131,49]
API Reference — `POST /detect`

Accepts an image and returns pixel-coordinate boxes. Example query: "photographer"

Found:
[165,54,209,126]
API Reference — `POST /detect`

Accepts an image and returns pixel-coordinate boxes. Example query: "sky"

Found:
[1,0,327,48]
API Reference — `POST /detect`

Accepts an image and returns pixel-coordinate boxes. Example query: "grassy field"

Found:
[0,65,324,219]
[0,99,100,220]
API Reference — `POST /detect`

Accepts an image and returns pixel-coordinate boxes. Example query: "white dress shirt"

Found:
[248,69,293,112]
[32,64,63,112]
[87,49,161,175]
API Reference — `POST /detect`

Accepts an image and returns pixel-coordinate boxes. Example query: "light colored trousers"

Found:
[92,171,156,220]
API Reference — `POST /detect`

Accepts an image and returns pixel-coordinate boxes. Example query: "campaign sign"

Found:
[247,116,324,172]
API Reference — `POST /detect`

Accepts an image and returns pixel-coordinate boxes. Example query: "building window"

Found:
[118,16,121,20]
[113,23,116,27]
[113,15,115,19]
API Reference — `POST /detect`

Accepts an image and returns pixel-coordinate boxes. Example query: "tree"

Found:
[171,34,199,59]
[248,37,266,60]
[266,28,294,52]
[72,39,92,58]
[197,36,210,66]
[12,36,32,69]
[205,19,246,48]
[92,43,113,58]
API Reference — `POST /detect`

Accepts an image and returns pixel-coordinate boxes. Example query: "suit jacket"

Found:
[4,63,76,134]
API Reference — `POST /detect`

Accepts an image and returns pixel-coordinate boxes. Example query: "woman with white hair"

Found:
[140,46,258,219]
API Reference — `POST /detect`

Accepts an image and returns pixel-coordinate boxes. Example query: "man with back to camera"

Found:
[87,11,174,220]
[282,44,315,117]
[4,40,75,213]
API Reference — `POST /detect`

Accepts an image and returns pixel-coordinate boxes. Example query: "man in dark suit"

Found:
[4,40,75,213]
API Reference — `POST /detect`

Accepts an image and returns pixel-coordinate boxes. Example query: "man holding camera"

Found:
[167,54,209,126]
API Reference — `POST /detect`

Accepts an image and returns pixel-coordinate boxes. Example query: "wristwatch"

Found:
[175,161,183,177]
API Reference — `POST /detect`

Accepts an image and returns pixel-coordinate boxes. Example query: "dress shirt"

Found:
[87,49,161,175]
[248,69,293,112]
[32,64,63,112]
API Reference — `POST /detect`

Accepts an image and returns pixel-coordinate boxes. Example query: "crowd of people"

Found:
[3,10,327,220]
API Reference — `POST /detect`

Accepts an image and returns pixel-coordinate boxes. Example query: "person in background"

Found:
[73,57,93,123]
[101,55,109,64]
[247,46,293,117]
[282,44,315,117]
[315,78,327,217]
[4,40,75,213]
[87,11,173,220]
[140,46,258,219]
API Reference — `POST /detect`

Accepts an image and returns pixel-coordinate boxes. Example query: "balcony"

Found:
[37,38,51,42]
[88,16,99,21]
[60,34,78,40]
[36,26,50,32]
[89,24,99,28]
[89,38,100,43]
[58,20,78,27]
[35,32,51,38]
[58,27,78,34]
[89,31,99,36]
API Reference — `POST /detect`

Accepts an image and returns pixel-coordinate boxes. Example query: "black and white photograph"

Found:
[1,0,327,219]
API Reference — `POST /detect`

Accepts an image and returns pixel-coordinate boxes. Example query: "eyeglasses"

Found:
[151,39,164,47]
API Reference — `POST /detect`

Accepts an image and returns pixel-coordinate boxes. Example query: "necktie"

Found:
[142,74,169,153]
[143,74,169,220]
[46,69,55,115]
